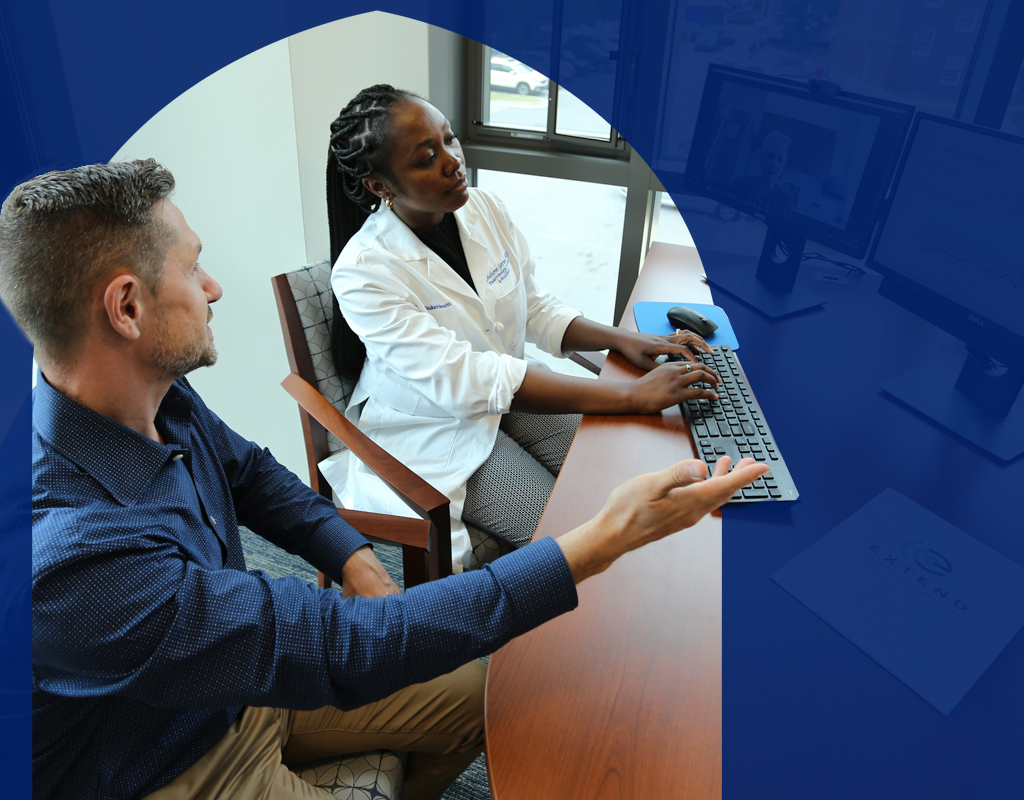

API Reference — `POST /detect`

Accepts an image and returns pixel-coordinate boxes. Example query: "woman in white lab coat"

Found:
[328,85,720,570]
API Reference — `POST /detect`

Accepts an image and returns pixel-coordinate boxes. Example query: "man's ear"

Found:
[102,273,146,342]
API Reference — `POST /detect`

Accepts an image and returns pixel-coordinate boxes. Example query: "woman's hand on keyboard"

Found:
[628,359,721,412]
[611,329,713,372]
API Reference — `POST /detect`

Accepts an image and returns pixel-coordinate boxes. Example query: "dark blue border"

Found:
[2,2,1022,798]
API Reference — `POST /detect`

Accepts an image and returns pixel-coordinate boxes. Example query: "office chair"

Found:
[273,259,595,796]
[274,259,472,798]
[272,260,461,589]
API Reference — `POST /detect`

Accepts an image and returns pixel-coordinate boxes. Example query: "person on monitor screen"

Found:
[731,130,797,212]
[5,159,768,800]
[327,85,726,572]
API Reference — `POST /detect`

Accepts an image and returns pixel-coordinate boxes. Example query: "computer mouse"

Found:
[666,305,718,338]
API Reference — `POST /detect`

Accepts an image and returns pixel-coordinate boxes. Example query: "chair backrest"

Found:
[272,260,354,469]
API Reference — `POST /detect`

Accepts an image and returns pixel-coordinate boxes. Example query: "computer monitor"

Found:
[868,113,1024,462]
[685,65,913,317]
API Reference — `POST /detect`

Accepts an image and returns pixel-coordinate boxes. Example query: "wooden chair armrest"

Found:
[337,509,431,549]
[570,350,607,375]
[281,374,448,517]
[284,370,452,581]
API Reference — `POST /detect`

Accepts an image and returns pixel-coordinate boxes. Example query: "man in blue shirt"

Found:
[1,160,765,800]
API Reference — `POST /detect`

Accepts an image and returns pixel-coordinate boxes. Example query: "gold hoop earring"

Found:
[385,196,394,211]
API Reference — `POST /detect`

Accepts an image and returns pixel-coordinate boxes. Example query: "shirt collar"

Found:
[453,192,484,243]
[33,375,196,506]
[369,188,485,260]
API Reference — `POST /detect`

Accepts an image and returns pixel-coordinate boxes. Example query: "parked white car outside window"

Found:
[489,59,549,95]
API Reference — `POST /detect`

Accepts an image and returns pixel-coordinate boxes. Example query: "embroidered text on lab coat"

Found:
[486,253,512,286]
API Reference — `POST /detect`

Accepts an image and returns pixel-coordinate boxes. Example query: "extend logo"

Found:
[866,540,967,613]
[901,540,953,577]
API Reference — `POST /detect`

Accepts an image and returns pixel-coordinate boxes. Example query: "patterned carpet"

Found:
[239,528,491,800]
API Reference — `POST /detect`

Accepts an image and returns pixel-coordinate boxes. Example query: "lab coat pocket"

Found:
[484,251,519,300]
[491,274,527,353]
[362,401,459,472]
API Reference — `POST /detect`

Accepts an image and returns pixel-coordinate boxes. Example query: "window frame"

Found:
[466,40,626,156]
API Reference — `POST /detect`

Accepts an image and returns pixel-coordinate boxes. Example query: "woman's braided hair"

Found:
[327,84,418,382]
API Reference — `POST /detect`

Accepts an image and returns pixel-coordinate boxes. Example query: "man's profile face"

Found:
[759,141,787,186]
[147,201,223,377]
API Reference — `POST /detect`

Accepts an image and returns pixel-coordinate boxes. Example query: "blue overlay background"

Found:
[2,1,1022,797]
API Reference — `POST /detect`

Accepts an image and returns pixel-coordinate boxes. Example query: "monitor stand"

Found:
[881,349,1024,462]
[707,227,826,319]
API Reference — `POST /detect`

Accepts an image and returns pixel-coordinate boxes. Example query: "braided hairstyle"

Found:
[327,84,418,382]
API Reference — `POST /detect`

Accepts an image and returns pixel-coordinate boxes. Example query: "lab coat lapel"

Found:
[425,250,483,311]
[454,200,503,325]
[376,207,484,309]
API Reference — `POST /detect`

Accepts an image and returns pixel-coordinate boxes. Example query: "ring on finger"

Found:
[685,364,691,373]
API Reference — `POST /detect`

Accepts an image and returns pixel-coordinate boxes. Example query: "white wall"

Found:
[289,14,430,263]
[112,13,432,480]
[114,38,308,476]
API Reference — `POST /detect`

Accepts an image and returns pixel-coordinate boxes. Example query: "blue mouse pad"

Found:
[773,488,1024,715]
[632,302,740,350]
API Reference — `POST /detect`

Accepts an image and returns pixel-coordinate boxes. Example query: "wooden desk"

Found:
[486,243,720,800]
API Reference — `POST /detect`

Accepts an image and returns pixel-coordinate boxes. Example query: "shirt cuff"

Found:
[532,307,583,358]
[484,536,578,635]
[488,353,529,416]
[309,513,372,581]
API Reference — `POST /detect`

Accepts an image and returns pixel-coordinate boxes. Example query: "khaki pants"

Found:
[143,661,486,800]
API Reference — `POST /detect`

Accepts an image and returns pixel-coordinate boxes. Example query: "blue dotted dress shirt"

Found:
[32,376,578,799]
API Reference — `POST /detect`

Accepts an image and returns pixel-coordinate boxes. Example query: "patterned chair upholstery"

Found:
[279,263,406,799]
[284,260,351,458]
[290,750,406,800]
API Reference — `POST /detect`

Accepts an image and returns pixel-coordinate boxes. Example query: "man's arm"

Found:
[31,514,574,713]
[33,455,762,714]
[184,380,397,596]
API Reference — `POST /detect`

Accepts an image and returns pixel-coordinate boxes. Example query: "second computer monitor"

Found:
[869,114,1024,461]
[685,65,913,317]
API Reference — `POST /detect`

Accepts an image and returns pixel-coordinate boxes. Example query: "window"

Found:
[472,45,620,151]
[475,168,624,375]
[940,55,966,85]
[555,85,613,141]
[999,60,1024,136]
[482,50,549,134]
[955,4,980,32]
[461,38,649,323]
[912,29,936,56]
[650,193,697,248]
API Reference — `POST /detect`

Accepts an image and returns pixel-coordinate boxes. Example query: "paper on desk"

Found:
[773,488,1024,715]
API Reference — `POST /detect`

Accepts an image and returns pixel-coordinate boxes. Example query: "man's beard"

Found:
[151,313,218,378]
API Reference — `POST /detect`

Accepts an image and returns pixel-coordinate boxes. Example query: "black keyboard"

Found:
[671,345,799,503]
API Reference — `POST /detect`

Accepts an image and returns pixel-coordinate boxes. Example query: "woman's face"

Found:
[367,97,469,230]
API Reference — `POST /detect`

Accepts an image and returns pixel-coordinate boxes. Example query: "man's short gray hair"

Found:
[0,159,175,362]
[762,130,792,153]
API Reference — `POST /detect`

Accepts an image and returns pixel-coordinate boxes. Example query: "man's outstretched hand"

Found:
[557,456,769,584]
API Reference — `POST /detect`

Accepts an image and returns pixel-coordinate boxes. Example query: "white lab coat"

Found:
[329,189,582,563]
